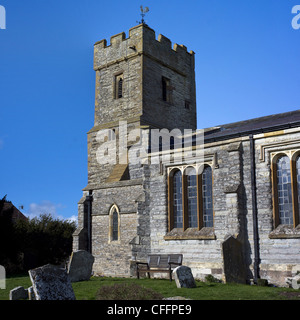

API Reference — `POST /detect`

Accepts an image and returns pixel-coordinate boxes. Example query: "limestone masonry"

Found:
[73,23,300,286]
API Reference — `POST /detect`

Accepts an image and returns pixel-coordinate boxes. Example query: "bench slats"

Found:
[136,254,183,281]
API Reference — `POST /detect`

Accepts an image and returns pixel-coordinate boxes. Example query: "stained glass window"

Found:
[202,166,213,227]
[186,168,198,228]
[173,170,183,228]
[276,156,293,225]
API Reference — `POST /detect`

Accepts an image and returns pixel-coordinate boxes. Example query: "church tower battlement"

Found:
[92,23,196,131]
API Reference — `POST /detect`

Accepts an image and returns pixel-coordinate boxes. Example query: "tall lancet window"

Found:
[186,167,197,228]
[202,165,213,227]
[173,170,183,228]
[276,155,293,225]
[109,204,120,242]
[272,152,300,228]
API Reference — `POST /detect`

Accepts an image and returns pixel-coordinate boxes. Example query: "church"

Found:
[73,23,300,286]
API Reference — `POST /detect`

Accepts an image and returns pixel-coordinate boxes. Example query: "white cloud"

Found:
[26,200,77,224]
[65,215,78,224]
[27,200,59,219]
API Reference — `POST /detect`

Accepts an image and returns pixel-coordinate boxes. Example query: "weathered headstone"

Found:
[0,265,5,289]
[292,274,300,290]
[173,266,196,288]
[9,286,28,300]
[222,235,246,284]
[29,264,76,300]
[67,250,94,282]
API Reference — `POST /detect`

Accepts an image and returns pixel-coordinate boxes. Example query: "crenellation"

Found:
[110,31,126,46]
[157,34,172,47]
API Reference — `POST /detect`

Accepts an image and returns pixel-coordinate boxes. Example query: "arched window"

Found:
[272,153,300,228]
[112,208,119,241]
[168,165,214,233]
[173,170,183,228]
[186,167,197,228]
[296,156,300,223]
[202,166,213,227]
[276,156,293,225]
[109,205,120,242]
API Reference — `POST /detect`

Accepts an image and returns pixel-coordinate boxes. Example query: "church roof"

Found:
[204,109,300,143]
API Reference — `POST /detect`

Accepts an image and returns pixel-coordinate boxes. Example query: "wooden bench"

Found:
[136,254,183,281]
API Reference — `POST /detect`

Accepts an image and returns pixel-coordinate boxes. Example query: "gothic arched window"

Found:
[276,155,293,225]
[109,204,120,242]
[168,165,214,232]
[272,153,300,228]
[202,165,213,227]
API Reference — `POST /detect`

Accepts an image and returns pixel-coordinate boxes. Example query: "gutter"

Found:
[249,134,260,282]
[86,192,93,254]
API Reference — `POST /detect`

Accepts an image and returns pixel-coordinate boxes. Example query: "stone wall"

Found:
[91,183,143,276]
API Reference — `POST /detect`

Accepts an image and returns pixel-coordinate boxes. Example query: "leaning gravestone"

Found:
[9,286,28,300]
[173,266,196,288]
[67,250,94,282]
[29,264,76,300]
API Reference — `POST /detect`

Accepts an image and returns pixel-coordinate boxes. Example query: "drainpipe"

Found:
[86,192,93,254]
[249,134,260,282]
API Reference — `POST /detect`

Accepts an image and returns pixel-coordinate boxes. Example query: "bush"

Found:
[205,274,221,283]
[96,282,163,300]
[0,195,76,274]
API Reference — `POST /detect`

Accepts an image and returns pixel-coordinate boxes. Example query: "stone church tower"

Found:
[73,23,197,276]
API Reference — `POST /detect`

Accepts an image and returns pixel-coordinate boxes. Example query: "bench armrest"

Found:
[168,262,182,266]
[136,262,149,266]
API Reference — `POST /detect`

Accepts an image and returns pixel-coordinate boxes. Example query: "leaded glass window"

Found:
[186,168,197,228]
[296,156,300,222]
[112,208,119,241]
[276,156,293,225]
[173,170,183,228]
[202,166,213,227]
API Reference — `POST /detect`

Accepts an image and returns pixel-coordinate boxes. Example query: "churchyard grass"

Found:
[1,275,299,300]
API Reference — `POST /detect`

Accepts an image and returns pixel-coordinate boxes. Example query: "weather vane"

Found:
[139,5,149,24]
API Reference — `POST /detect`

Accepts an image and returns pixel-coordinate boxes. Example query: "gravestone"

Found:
[9,286,28,300]
[0,265,5,289]
[67,250,94,282]
[222,235,246,284]
[292,274,300,290]
[29,264,76,300]
[173,266,196,288]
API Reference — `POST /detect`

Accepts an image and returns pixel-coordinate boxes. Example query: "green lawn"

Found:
[1,275,300,300]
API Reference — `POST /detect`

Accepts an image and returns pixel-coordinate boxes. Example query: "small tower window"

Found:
[162,77,171,102]
[114,74,123,99]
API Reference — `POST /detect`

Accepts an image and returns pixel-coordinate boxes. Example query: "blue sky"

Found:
[0,0,299,221]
